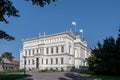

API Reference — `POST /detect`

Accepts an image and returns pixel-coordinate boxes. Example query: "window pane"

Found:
[51,58,53,64]
[61,58,64,64]
[29,50,31,56]
[56,58,58,64]
[51,47,53,53]
[46,59,48,64]
[46,48,48,54]
[32,59,34,65]
[28,59,30,65]
[56,47,58,53]
[42,58,43,64]
[61,46,64,53]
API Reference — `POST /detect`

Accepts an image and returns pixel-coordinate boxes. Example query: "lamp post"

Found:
[23,56,26,76]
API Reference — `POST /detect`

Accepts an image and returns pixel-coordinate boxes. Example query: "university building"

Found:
[20,31,90,71]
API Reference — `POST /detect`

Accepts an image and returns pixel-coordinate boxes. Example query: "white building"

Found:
[20,31,90,71]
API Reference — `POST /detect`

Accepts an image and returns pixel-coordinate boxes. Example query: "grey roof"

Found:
[2,58,11,64]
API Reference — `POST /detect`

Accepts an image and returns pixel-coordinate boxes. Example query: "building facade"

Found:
[20,31,90,71]
[0,58,19,71]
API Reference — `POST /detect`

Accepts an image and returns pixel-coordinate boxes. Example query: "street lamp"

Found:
[23,56,26,76]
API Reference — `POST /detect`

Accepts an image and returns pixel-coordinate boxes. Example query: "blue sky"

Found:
[0,0,120,61]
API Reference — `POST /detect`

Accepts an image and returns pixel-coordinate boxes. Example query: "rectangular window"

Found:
[29,50,31,56]
[61,58,64,64]
[32,59,34,65]
[42,58,43,64]
[46,59,48,64]
[51,58,53,64]
[56,58,58,64]
[36,49,38,54]
[25,50,27,56]
[28,59,30,65]
[61,46,64,53]
[51,47,53,53]
[33,49,34,55]
[46,48,49,54]
[56,47,58,53]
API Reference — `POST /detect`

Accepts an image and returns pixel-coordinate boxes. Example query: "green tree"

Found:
[88,27,120,75]
[0,56,2,64]
[1,52,14,61]
[115,27,120,74]
[0,30,15,41]
[0,0,56,40]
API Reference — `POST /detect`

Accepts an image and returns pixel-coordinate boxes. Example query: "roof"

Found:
[23,31,74,42]
[11,60,19,66]
[2,58,11,64]
[0,58,19,66]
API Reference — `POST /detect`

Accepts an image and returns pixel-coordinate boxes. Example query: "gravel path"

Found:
[17,71,89,80]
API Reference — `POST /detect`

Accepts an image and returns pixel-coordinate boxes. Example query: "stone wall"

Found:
[0,64,3,71]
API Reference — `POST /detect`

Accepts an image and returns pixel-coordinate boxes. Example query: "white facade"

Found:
[20,31,90,71]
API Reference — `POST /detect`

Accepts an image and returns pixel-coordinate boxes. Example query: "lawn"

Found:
[80,71,120,80]
[0,71,30,80]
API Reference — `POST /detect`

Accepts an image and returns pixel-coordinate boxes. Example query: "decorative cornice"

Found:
[33,53,74,57]
[23,31,74,42]
[75,57,84,60]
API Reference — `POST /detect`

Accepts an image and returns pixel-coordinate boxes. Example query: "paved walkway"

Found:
[17,71,89,80]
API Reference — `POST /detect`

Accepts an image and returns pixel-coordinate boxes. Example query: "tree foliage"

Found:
[1,52,14,61]
[88,27,120,75]
[0,0,55,40]
[26,0,56,7]
[0,0,20,23]
[0,57,2,64]
[0,30,15,41]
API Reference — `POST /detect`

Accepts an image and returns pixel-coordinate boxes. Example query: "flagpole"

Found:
[79,29,83,40]
[74,24,76,35]
[72,21,76,36]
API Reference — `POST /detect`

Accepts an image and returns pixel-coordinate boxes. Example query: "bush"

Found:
[88,28,120,75]
[39,68,62,72]
[61,68,64,72]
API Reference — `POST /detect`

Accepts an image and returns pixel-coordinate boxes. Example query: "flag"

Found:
[72,21,76,26]
[39,32,41,36]
[79,29,83,32]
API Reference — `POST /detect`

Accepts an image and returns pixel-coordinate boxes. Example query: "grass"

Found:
[0,70,30,80]
[80,71,120,80]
